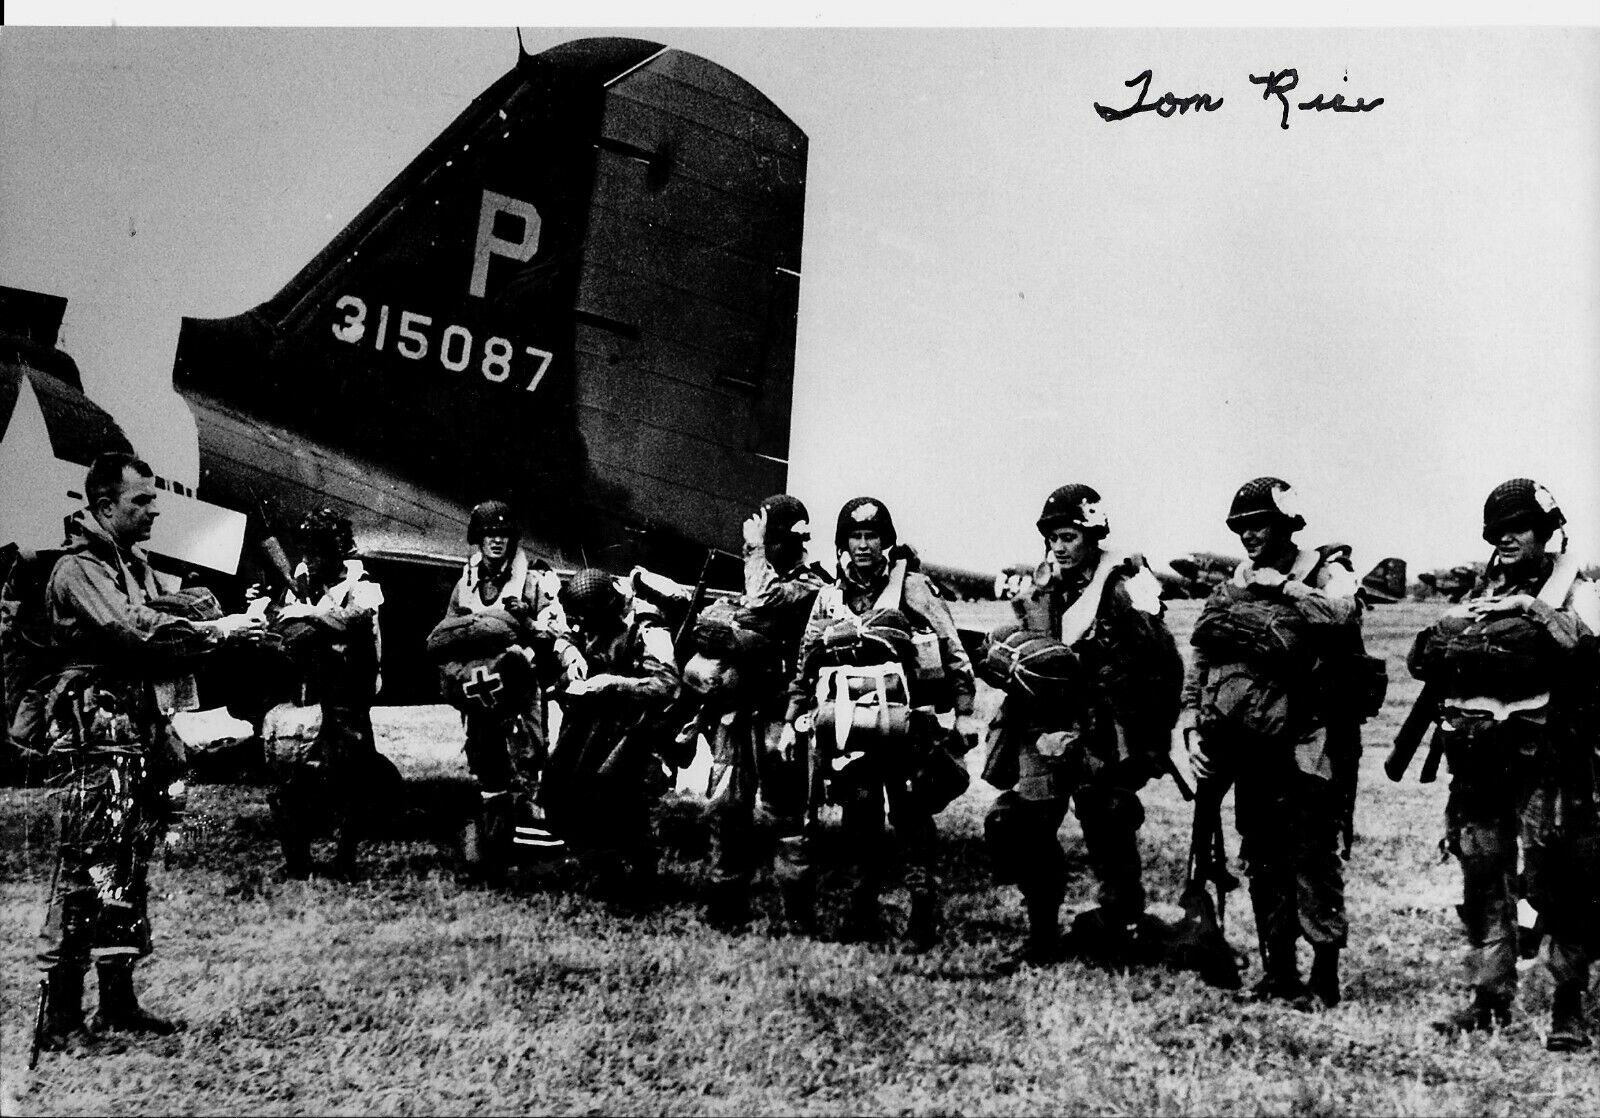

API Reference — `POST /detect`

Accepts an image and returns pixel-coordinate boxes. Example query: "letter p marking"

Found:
[469,190,541,299]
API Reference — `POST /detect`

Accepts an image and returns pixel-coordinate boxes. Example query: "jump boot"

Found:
[92,961,183,1036]
[905,888,940,954]
[1250,935,1307,1004]
[1546,981,1593,1053]
[474,791,515,885]
[1307,945,1342,1009]
[269,787,315,879]
[36,967,88,1052]
[839,883,884,942]
[704,877,754,932]
[777,860,818,937]
[1431,988,1513,1036]
[1017,893,1063,966]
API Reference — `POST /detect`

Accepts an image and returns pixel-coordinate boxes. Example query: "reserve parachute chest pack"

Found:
[1409,559,1578,701]
[1191,583,1313,673]
[810,610,917,766]
[978,626,1082,715]
[1192,545,1387,733]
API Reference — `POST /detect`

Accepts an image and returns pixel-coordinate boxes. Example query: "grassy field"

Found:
[3,599,1598,1116]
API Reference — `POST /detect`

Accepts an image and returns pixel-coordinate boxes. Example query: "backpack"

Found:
[1,547,63,750]
[439,650,537,717]
[818,608,917,672]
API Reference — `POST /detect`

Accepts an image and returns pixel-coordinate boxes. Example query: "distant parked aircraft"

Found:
[1416,563,1484,603]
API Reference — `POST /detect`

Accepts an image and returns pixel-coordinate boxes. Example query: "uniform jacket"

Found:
[285,558,385,697]
[1460,554,1599,657]
[741,545,831,671]
[46,513,208,670]
[1008,550,1180,762]
[549,601,680,784]
[447,545,565,629]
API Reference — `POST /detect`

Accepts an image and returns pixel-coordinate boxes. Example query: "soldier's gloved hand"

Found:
[556,640,588,682]
[275,602,318,621]
[1248,567,1288,591]
[742,508,768,551]
[1180,713,1216,781]
[1470,593,1535,616]
[953,712,983,755]
[780,716,810,762]
[208,613,267,642]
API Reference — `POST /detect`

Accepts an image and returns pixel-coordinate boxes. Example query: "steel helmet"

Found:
[1036,484,1109,539]
[1482,478,1565,543]
[758,494,811,545]
[834,497,897,552]
[1225,477,1306,533]
[296,507,356,558]
[561,567,623,618]
[467,500,519,546]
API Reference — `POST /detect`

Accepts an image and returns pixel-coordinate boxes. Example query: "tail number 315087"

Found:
[330,296,554,394]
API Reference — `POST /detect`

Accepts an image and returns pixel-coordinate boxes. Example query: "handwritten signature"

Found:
[1094,69,1383,129]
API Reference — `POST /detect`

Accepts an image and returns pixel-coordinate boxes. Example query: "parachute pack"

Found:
[1410,608,1562,700]
[690,596,772,661]
[425,610,535,717]
[978,626,1082,714]
[1408,552,1584,702]
[1190,582,1313,674]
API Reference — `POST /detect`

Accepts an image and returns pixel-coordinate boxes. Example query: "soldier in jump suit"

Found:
[780,497,977,950]
[442,500,572,871]
[33,452,262,1051]
[685,495,830,930]
[981,484,1183,965]
[542,569,680,909]
[1184,476,1365,1010]
[267,508,385,881]
[1416,479,1600,1050]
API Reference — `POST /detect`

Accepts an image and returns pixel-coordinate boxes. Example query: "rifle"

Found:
[674,548,718,651]
[29,974,47,1069]
[1385,681,1442,782]
[30,838,62,1069]
[1170,774,1243,989]
[1417,727,1448,784]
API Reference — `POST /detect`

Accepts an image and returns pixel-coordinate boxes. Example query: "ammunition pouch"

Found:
[1314,653,1389,723]
[262,700,323,781]
[907,713,971,814]
[1437,696,1561,791]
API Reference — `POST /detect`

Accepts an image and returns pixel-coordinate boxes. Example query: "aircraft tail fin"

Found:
[172,37,806,584]
[1360,557,1408,604]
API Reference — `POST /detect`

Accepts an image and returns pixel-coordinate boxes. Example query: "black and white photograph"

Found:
[2,6,1598,1115]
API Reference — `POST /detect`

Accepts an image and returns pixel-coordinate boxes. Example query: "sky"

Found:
[1,17,1597,577]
